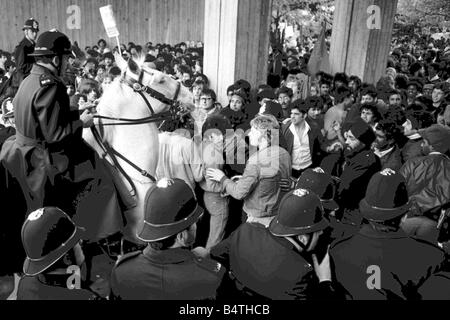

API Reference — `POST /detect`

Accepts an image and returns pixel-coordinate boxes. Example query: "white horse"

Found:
[83,53,194,244]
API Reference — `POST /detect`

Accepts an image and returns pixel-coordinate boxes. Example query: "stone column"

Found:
[329,0,398,84]
[203,0,272,106]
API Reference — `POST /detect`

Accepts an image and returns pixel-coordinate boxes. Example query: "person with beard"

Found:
[330,169,446,300]
[277,86,294,120]
[17,207,98,300]
[111,179,225,300]
[336,118,381,226]
[386,88,403,109]
[372,111,404,171]
[401,103,435,163]
[399,125,450,217]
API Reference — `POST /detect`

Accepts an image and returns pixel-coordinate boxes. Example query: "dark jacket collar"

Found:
[143,246,194,264]
[359,224,409,239]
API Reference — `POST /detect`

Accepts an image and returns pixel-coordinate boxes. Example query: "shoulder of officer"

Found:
[193,256,225,277]
[115,251,142,268]
[39,73,57,87]
[330,233,355,250]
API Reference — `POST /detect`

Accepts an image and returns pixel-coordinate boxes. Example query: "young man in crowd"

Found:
[277,86,294,120]
[373,111,404,171]
[282,102,324,179]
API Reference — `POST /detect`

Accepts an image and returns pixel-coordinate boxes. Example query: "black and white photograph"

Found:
[0,0,449,310]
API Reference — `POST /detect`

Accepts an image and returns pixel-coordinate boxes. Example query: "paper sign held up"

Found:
[99,5,119,38]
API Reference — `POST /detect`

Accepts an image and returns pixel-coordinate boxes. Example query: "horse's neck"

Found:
[109,123,159,181]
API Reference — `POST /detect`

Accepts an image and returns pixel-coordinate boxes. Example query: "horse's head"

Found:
[97,53,194,122]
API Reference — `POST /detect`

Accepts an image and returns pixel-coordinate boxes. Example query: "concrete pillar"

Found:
[329,0,398,84]
[204,0,272,106]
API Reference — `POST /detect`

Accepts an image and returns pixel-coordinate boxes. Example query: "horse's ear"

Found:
[114,52,127,73]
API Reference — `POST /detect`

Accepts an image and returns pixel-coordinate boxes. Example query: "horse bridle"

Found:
[94,68,182,126]
[91,68,182,195]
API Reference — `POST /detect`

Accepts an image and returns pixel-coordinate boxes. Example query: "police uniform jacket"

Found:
[210,222,319,300]
[0,64,123,240]
[330,224,446,300]
[110,246,225,300]
[14,37,36,83]
[17,275,96,300]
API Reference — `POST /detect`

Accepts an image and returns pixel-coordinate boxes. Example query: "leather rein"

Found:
[90,68,182,195]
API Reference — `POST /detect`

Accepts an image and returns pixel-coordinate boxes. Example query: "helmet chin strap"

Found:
[285,235,312,253]
[50,56,62,76]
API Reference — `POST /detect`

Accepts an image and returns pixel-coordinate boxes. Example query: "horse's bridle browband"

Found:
[91,67,182,194]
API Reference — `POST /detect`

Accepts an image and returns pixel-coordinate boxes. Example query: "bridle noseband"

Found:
[91,67,183,195]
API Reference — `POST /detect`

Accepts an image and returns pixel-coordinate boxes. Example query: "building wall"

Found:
[0,0,205,52]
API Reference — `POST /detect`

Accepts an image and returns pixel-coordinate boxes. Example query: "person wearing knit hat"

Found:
[335,118,381,225]
[400,125,450,216]
[219,90,249,131]
[330,168,446,300]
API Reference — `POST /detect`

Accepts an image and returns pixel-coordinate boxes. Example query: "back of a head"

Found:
[202,114,232,137]
[405,103,435,130]
[334,86,352,104]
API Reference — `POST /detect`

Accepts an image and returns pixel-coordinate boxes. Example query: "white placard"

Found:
[99,5,120,38]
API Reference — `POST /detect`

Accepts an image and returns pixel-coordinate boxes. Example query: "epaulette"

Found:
[194,257,225,277]
[40,74,56,87]
[114,251,141,267]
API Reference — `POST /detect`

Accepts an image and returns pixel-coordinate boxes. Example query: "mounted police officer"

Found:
[0,30,124,242]
[14,18,40,85]
[110,178,225,300]
[330,169,447,300]
[17,207,99,300]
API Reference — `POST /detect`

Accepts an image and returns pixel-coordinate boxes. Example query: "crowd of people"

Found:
[0,17,449,301]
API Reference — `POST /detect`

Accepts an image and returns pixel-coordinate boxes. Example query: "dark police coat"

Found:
[110,247,225,300]
[210,222,322,300]
[17,275,96,300]
[0,64,123,241]
[14,37,36,84]
[330,224,446,300]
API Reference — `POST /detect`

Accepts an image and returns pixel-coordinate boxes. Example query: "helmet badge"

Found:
[156,178,174,189]
[293,188,309,198]
[28,208,44,221]
[380,168,396,176]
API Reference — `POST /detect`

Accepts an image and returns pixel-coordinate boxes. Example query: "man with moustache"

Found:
[336,118,381,226]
